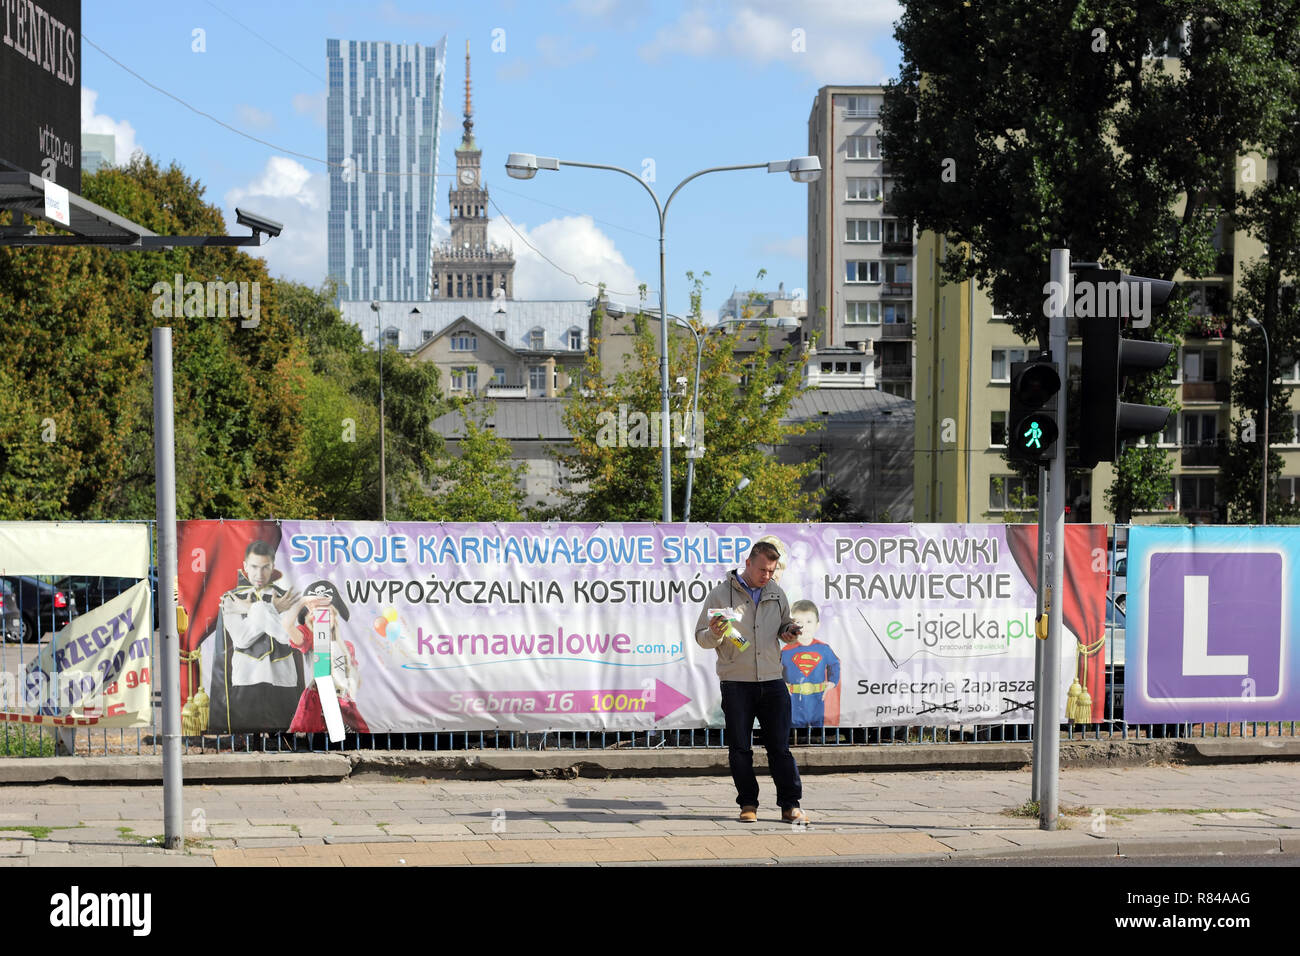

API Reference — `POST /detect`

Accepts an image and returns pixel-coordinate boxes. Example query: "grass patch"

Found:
[0,726,57,757]
[0,824,85,840]
[118,826,210,850]
[1004,801,1092,819]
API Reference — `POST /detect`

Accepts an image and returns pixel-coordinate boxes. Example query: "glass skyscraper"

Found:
[327,37,447,301]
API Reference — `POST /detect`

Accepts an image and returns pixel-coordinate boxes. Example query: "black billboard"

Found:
[1,0,81,192]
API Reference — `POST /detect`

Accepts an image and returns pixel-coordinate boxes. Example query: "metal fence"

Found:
[2,522,1294,757]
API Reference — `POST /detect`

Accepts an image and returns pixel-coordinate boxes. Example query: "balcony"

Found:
[881,321,914,340]
[882,282,912,298]
[879,361,912,379]
[1187,314,1227,339]
[1181,380,1229,403]
[882,241,913,256]
[485,384,527,399]
[1181,440,1225,467]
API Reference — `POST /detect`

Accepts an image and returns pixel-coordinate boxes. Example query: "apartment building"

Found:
[807,85,915,399]
[913,197,1300,524]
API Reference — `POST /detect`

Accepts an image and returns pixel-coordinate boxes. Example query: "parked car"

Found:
[54,569,158,630]
[0,579,26,642]
[0,575,79,643]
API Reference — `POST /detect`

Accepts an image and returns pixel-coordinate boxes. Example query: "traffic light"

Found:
[1078,274,1177,466]
[1007,353,1062,464]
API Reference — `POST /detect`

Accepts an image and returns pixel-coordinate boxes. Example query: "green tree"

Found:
[557,275,821,521]
[881,1,1294,520]
[415,404,527,521]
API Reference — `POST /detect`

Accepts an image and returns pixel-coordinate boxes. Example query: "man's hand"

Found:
[272,588,301,614]
[709,614,727,638]
[223,591,256,616]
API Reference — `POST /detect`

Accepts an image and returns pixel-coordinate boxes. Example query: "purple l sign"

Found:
[1146,551,1283,700]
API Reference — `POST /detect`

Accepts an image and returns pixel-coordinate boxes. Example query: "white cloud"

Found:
[225,157,327,285]
[487,214,643,301]
[638,1,901,81]
[237,104,275,131]
[638,8,720,61]
[755,235,806,258]
[81,88,141,166]
[292,91,327,128]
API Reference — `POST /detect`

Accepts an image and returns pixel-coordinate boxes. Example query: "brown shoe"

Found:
[782,807,808,824]
[738,806,758,823]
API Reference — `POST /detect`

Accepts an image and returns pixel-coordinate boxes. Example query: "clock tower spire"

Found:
[432,39,514,300]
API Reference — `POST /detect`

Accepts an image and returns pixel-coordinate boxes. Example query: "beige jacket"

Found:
[694,570,795,682]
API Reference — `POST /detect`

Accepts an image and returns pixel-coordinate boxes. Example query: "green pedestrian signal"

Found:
[1007,357,1061,464]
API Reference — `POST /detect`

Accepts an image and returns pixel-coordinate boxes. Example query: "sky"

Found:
[80,0,904,321]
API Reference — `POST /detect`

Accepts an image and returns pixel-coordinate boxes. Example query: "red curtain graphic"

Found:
[1005,525,1109,721]
[176,521,282,702]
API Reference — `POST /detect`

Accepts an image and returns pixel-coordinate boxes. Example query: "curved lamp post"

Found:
[505,152,821,521]
[1247,317,1271,523]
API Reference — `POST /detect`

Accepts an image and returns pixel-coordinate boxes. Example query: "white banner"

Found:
[0,522,150,577]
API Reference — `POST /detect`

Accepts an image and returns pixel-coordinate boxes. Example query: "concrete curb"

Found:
[3,738,1298,785]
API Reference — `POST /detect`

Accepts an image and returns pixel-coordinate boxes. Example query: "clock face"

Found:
[459,168,477,186]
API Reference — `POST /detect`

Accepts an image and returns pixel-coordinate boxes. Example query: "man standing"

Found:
[205,541,320,733]
[695,541,807,824]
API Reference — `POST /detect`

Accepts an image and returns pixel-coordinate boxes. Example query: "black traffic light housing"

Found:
[1007,353,1062,464]
[1077,270,1177,467]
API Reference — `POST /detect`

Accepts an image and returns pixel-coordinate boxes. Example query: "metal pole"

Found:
[1031,464,1048,803]
[379,322,387,523]
[1261,327,1270,525]
[683,324,704,522]
[152,327,183,850]
[1040,248,1069,831]
[659,228,672,523]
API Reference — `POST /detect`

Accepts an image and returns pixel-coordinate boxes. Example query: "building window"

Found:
[493,367,506,386]
[990,348,1029,382]
[1278,476,1300,504]
[849,362,862,373]
[383,328,400,349]
[883,304,910,324]
[881,219,909,243]
[568,328,583,350]
[886,262,910,283]
[1181,348,1219,382]
[450,367,465,390]
[422,330,433,342]
[842,94,881,117]
[1182,411,1218,446]
[991,411,1007,447]
[989,475,1036,511]
[1279,355,1300,383]
[881,382,911,399]
[529,365,546,390]
[846,301,881,324]
[451,332,477,351]
[845,135,881,159]
[846,178,883,201]
[846,219,880,242]
[496,329,506,340]
[1277,411,1300,446]
[1178,476,1217,513]
[530,328,545,350]
[845,261,881,283]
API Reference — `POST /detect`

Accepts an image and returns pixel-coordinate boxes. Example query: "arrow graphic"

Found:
[418,680,691,722]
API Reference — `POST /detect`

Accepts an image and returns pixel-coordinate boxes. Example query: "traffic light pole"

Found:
[1038,248,1069,830]
[1031,465,1047,803]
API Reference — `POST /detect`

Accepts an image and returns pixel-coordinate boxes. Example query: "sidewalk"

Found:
[3,761,1300,866]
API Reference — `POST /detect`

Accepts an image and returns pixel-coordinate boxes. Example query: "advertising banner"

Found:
[1126,525,1299,723]
[0,581,153,728]
[177,521,1109,733]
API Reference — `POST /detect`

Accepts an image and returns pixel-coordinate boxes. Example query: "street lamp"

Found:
[1247,317,1271,523]
[505,151,821,521]
[370,301,388,522]
[720,476,751,518]
[672,316,708,522]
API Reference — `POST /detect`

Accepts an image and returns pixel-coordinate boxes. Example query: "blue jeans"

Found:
[721,679,802,809]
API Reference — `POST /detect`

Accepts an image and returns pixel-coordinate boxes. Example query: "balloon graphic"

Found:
[373,616,388,636]
[387,621,403,642]
[384,608,398,623]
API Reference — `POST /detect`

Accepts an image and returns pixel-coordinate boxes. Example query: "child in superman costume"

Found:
[780,600,841,728]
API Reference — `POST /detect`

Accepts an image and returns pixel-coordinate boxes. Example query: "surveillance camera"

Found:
[675,376,688,387]
[235,207,284,238]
